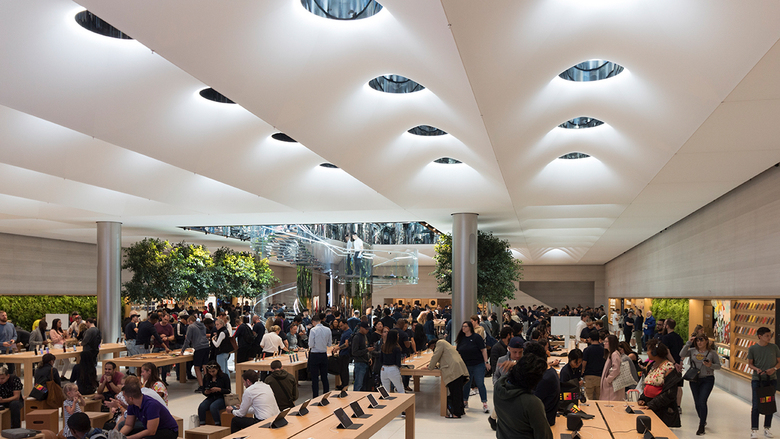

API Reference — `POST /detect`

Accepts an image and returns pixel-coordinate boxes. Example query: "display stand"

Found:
[730,300,776,377]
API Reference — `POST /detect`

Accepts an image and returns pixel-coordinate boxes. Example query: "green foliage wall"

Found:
[0,295,97,331]
[651,298,689,339]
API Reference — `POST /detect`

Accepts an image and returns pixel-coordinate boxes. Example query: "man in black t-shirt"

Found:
[396,319,413,391]
[526,342,560,426]
[661,318,685,407]
[581,331,605,400]
[380,309,396,331]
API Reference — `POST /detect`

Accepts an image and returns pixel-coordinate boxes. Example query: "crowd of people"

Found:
[1,302,779,439]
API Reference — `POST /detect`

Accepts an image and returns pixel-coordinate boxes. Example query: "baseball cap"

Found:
[508,337,525,349]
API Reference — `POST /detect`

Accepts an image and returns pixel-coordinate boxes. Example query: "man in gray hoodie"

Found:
[181,314,209,392]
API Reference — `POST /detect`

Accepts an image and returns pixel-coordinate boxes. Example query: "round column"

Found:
[451,213,478,344]
[97,221,122,344]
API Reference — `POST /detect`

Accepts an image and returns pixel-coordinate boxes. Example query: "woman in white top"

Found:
[259,325,287,356]
[611,309,621,338]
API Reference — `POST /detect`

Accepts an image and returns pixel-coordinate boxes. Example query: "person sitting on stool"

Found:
[226,370,280,433]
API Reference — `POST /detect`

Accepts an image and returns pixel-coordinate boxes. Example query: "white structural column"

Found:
[97,221,122,344]
[451,213,478,344]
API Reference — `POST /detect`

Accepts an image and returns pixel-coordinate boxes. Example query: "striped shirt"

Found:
[308,323,332,353]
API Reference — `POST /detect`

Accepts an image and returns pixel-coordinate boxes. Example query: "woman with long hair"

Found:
[140,362,168,404]
[210,319,232,374]
[457,321,491,413]
[49,319,72,379]
[412,322,426,354]
[680,334,721,435]
[600,335,625,400]
[197,361,231,426]
[379,329,404,394]
[29,319,49,350]
[638,340,682,427]
[424,312,437,342]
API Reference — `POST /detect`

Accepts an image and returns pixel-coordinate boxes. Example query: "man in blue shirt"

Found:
[0,311,18,375]
[336,319,352,390]
[347,311,360,332]
[121,380,178,439]
[642,311,656,352]
[307,314,332,397]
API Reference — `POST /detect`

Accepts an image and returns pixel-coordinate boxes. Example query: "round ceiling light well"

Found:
[75,11,132,39]
[368,75,425,94]
[559,60,624,82]
[272,133,297,142]
[301,0,383,20]
[320,163,339,169]
[433,157,462,164]
[408,125,447,136]
[199,88,235,104]
[558,152,591,160]
[558,117,604,129]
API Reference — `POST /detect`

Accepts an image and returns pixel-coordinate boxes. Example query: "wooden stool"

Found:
[83,412,112,429]
[24,398,52,417]
[172,416,184,438]
[185,425,231,439]
[82,395,103,412]
[0,408,10,431]
[26,409,59,432]
[219,411,233,428]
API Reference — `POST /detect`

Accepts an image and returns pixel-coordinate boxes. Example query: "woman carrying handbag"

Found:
[680,335,721,435]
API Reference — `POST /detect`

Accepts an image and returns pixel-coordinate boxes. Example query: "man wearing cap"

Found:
[351,321,373,391]
[124,313,140,374]
[488,336,525,430]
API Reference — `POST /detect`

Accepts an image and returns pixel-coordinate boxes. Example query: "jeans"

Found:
[752,378,777,430]
[0,399,24,428]
[353,361,369,391]
[689,375,714,424]
[380,365,405,394]
[463,362,487,403]
[216,353,230,375]
[309,352,329,397]
[198,397,226,425]
[125,339,140,374]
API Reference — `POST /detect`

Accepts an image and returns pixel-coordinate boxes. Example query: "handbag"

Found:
[683,361,699,382]
[612,356,639,391]
[46,367,66,408]
[758,375,778,415]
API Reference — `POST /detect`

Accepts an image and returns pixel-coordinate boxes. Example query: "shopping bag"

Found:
[758,376,777,415]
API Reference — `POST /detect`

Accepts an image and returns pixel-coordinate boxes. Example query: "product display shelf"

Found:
[730,300,776,378]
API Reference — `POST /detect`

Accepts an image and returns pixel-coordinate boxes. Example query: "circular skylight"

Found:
[368,75,425,94]
[320,163,339,169]
[301,0,383,20]
[558,117,604,129]
[433,157,462,164]
[75,11,132,39]
[408,125,447,136]
[272,133,297,142]
[559,60,624,82]
[559,152,591,160]
[199,88,235,104]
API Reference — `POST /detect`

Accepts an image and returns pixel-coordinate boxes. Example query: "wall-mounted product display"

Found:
[730,300,776,378]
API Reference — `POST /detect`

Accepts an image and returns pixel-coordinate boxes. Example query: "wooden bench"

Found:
[0,408,10,431]
[24,398,53,418]
[83,411,112,429]
[172,415,184,438]
[184,425,230,439]
[26,409,59,432]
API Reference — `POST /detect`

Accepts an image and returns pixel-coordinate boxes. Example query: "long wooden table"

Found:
[235,353,310,399]
[549,400,679,439]
[0,343,126,396]
[225,391,414,439]
[398,351,448,417]
[110,352,193,383]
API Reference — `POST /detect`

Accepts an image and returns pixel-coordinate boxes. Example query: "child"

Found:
[62,383,84,439]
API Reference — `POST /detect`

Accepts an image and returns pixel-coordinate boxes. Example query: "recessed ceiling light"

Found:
[408,125,447,136]
[272,133,297,142]
[559,60,624,82]
[199,88,235,104]
[558,117,604,129]
[75,11,132,39]
[433,157,462,164]
[368,75,425,94]
[558,152,591,160]
[320,163,339,169]
[301,0,383,20]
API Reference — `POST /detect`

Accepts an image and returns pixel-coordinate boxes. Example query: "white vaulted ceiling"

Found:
[1,0,780,265]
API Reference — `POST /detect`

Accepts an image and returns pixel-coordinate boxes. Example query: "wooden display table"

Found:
[0,343,126,396]
[597,401,678,439]
[226,392,414,439]
[400,351,447,417]
[234,349,334,399]
[110,352,193,383]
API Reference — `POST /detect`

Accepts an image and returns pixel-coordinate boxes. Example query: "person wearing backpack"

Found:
[234,316,255,365]
[263,360,298,410]
[66,412,108,439]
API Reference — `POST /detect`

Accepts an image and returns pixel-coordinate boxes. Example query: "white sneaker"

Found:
[482,403,490,413]
[469,388,478,396]
[752,430,759,439]
[765,429,774,438]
